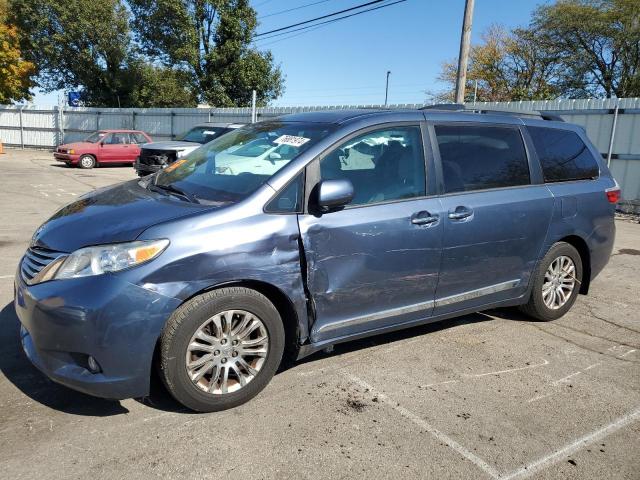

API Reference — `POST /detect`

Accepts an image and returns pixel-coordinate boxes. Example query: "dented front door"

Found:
[298,198,443,343]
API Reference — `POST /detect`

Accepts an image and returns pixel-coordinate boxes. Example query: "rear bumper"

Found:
[14,268,181,399]
[588,219,616,282]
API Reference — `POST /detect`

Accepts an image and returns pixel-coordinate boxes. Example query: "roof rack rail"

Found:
[419,103,465,111]
[468,108,564,122]
[419,104,564,122]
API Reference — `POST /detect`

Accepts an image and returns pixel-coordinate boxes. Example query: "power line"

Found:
[256,24,327,47]
[259,0,333,20]
[255,0,390,37]
[254,0,277,8]
[255,0,407,42]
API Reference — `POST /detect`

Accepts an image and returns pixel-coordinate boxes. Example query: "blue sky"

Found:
[32,0,550,106]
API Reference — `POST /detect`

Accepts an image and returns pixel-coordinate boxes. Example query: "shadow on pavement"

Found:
[0,302,129,416]
[1,295,503,415]
[284,311,495,371]
[49,163,132,169]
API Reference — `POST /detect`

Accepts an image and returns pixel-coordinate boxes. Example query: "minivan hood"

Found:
[31,180,213,252]
[142,141,200,151]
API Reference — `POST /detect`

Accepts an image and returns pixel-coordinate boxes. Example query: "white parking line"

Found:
[472,359,550,378]
[344,372,502,479]
[420,359,550,389]
[500,406,640,480]
[552,371,582,386]
[345,372,640,480]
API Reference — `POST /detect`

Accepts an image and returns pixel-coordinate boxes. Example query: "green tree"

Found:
[435,25,560,103]
[10,0,198,107]
[532,0,640,98]
[129,62,197,107]
[128,0,284,106]
[0,0,35,103]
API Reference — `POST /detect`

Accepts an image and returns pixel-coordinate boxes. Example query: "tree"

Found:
[128,0,284,107]
[435,25,560,103]
[532,0,640,98]
[128,63,198,108]
[10,0,198,107]
[0,0,35,103]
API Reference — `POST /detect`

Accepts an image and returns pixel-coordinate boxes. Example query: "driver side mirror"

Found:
[315,179,354,213]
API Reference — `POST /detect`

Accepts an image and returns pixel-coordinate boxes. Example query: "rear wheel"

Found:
[159,287,284,412]
[519,242,583,321]
[78,154,96,169]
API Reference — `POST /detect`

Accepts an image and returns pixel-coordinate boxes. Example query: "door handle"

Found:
[411,211,439,225]
[448,206,473,220]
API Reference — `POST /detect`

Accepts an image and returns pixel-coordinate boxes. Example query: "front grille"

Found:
[21,247,65,284]
[139,148,176,166]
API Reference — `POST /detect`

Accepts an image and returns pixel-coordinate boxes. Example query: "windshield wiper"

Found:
[149,183,200,204]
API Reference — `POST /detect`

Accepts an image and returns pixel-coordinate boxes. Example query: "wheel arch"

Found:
[179,280,301,361]
[557,234,591,294]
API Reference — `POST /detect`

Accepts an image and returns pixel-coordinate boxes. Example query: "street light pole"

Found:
[455,0,475,104]
[384,70,391,106]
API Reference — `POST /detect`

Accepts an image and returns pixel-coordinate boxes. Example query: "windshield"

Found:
[155,121,336,204]
[84,131,108,143]
[178,126,228,144]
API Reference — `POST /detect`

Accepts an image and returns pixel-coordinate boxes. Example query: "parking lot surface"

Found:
[0,149,638,479]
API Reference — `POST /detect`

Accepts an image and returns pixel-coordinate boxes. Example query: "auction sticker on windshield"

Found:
[273,135,310,147]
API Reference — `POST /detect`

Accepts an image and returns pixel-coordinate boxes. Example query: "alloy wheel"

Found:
[542,255,576,310]
[185,310,269,394]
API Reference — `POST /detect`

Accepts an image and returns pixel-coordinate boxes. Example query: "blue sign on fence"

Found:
[68,92,81,107]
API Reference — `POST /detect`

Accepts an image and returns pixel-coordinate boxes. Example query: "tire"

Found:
[519,242,583,321]
[78,154,96,169]
[159,287,285,412]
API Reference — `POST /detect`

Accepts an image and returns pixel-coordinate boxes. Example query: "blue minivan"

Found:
[14,108,619,412]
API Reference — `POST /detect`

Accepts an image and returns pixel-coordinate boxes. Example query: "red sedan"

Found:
[54,130,152,169]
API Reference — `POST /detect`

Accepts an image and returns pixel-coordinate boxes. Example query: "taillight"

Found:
[606,186,621,204]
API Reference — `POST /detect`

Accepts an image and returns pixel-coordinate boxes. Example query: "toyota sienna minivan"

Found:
[15,108,619,412]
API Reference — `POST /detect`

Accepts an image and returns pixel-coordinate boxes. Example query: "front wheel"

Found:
[78,154,96,169]
[159,287,285,412]
[519,242,583,321]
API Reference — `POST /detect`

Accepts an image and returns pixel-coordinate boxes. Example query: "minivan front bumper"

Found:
[14,268,181,399]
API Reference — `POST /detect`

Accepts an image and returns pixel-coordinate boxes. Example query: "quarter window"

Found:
[435,125,530,193]
[319,126,426,206]
[527,126,599,182]
[265,173,304,213]
[132,133,148,144]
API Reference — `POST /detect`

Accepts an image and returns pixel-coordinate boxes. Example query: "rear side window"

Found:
[434,125,530,193]
[528,127,599,182]
[132,133,148,144]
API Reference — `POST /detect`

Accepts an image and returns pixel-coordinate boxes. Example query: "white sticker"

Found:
[273,135,310,147]
[202,130,217,135]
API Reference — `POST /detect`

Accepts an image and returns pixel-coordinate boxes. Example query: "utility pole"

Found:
[455,0,475,104]
[251,90,257,123]
[384,71,391,106]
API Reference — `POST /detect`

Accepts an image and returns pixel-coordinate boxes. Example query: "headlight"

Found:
[68,149,75,154]
[176,150,186,158]
[55,239,169,280]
